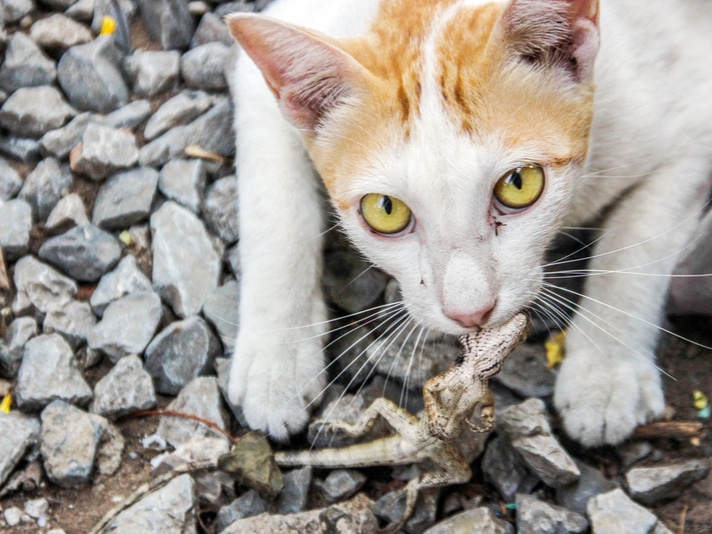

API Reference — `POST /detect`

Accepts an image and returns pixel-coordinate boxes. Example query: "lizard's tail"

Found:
[275,436,405,469]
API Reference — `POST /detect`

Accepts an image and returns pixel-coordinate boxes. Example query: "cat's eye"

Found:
[493,165,545,210]
[360,194,412,235]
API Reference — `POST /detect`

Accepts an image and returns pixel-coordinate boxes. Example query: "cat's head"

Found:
[228,0,600,335]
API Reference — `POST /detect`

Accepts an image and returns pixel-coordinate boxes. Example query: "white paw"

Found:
[554,348,664,447]
[228,331,326,442]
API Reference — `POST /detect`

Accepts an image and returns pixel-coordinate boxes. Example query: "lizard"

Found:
[275,312,530,530]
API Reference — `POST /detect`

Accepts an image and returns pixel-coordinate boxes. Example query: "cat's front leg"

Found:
[228,103,328,442]
[554,164,709,446]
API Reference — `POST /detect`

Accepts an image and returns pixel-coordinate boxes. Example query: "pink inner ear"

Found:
[228,14,363,131]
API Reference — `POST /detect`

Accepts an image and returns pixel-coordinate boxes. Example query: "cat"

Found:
[226,0,712,447]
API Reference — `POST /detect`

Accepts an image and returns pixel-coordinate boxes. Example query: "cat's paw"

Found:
[553,349,664,447]
[228,332,326,442]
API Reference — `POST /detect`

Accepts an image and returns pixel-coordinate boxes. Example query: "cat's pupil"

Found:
[382,196,393,215]
[508,171,523,190]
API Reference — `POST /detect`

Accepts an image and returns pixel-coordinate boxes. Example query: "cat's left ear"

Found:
[502,0,600,82]
[227,13,369,132]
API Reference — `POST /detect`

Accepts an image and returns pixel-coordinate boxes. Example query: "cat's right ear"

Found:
[227,14,369,133]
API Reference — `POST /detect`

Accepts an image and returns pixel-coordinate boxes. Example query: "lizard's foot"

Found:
[467,404,495,433]
[374,485,419,533]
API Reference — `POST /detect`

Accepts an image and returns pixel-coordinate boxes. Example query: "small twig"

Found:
[633,421,704,441]
[130,409,239,445]
[184,144,228,164]
[677,504,688,534]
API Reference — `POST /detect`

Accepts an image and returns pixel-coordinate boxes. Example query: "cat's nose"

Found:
[444,301,496,329]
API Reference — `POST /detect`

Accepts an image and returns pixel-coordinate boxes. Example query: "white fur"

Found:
[230,0,712,445]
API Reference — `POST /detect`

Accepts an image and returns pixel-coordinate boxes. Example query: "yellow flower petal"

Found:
[119,230,132,246]
[693,390,708,411]
[0,393,11,414]
[545,330,567,370]
[100,16,117,36]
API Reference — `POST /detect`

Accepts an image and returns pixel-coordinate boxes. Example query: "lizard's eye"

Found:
[360,194,413,235]
[493,165,544,210]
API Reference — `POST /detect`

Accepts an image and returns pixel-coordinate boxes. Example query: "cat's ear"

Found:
[227,13,368,132]
[501,0,600,82]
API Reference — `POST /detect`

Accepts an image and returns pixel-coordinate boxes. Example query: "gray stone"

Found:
[123,50,181,98]
[0,199,32,260]
[12,256,77,315]
[88,291,162,363]
[0,317,38,377]
[144,91,214,141]
[92,167,159,229]
[516,493,588,534]
[139,97,235,167]
[137,0,195,50]
[587,488,673,534]
[0,85,76,138]
[493,343,555,398]
[39,113,97,160]
[70,122,139,181]
[202,175,239,244]
[15,334,93,411]
[4,0,35,24]
[18,157,73,221]
[321,469,367,503]
[277,466,312,515]
[482,437,539,502]
[66,0,94,20]
[145,316,221,395]
[618,441,654,469]
[43,299,97,350]
[217,490,269,531]
[154,436,229,473]
[0,412,41,487]
[104,100,152,130]
[24,497,49,522]
[626,460,710,506]
[181,42,230,91]
[58,36,129,113]
[41,400,124,486]
[3,507,23,527]
[91,0,135,38]
[151,201,221,318]
[155,376,229,448]
[158,158,207,212]
[202,280,239,354]
[424,507,515,534]
[226,243,240,278]
[42,0,79,8]
[373,487,439,533]
[30,13,92,49]
[192,12,234,48]
[106,474,197,533]
[38,224,121,282]
[555,460,618,516]
[0,32,57,93]
[91,354,157,419]
[0,157,22,200]
[45,193,91,234]
[324,249,389,314]
[496,398,580,489]
[0,135,41,163]
[90,255,153,317]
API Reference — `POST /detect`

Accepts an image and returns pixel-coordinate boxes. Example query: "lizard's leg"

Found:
[315,398,420,439]
[466,389,496,433]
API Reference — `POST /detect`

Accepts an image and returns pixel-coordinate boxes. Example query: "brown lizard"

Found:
[275,312,530,530]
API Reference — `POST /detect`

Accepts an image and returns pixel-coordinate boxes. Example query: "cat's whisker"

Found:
[343,264,376,289]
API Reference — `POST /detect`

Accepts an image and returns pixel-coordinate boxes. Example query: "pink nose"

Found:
[445,301,496,329]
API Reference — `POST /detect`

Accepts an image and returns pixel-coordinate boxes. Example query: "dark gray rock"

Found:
[91,354,157,419]
[0,157,23,200]
[155,377,228,448]
[15,334,93,411]
[43,299,97,350]
[324,249,389,314]
[516,493,588,534]
[587,488,673,534]
[493,343,556,398]
[217,490,269,531]
[158,158,206,212]
[0,85,77,138]
[425,507,514,534]
[181,42,230,90]
[45,193,91,234]
[70,122,139,181]
[88,291,162,363]
[626,460,710,506]
[555,460,618,516]
[0,32,57,93]
[12,256,77,316]
[144,316,221,395]
[18,157,73,221]
[66,0,94,20]
[0,136,41,163]
[0,317,38,378]
[321,469,367,503]
[144,91,214,141]
[106,474,197,533]
[39,112,96,160]
[123,50,181,98]
[42,0,79,8]
[151,201,221,318]
[202,175,239,244]
[0,199,32,260]
[90,255,153,317]
[192,12,234,48]
[29,13,92,49]
[38,224,122,282]
[496,398,580,489]
[0,412,41,487]
[482,437,539,502]
[202,280,239,354]
[618,441,654,469]
[277,466,312,515]
[137,0,195,50]
[373,488,439,534]
[58,36,129,113]
[40,400,124,486]
[4,0,35,24]
[92,167,159,230]
[226,243,240,278]
[104,100,152,130]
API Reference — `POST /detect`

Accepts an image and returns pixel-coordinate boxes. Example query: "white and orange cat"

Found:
[226,0,712,446]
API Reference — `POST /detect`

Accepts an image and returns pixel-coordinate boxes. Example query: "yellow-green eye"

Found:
[493,165,545,209]
[360,194,412,235]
